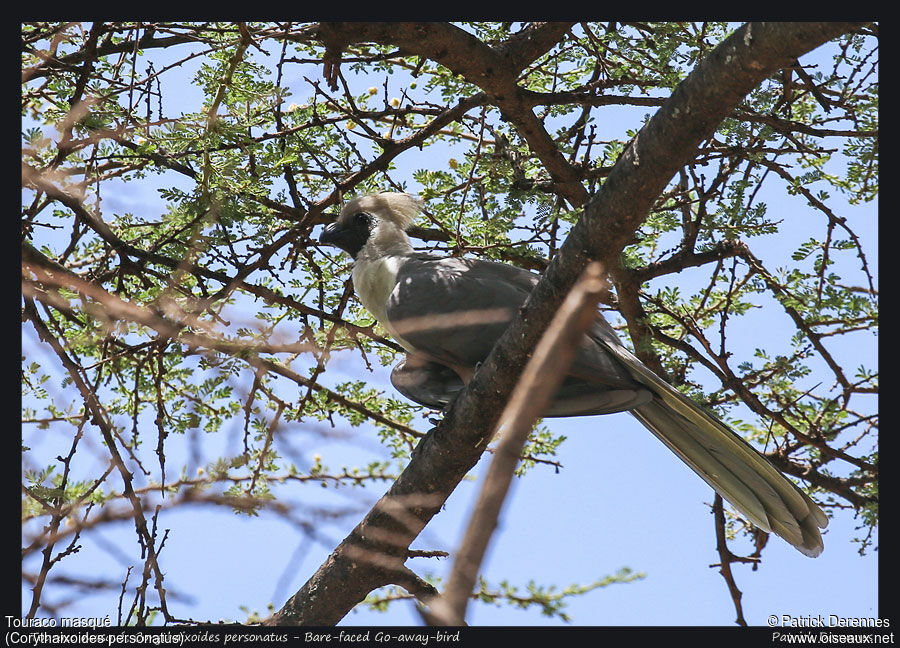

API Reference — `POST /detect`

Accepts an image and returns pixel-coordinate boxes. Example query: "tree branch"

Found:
[315,21,588,206]
[711,494,749,627]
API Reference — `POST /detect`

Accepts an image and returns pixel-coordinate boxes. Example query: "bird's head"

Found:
[319,192,421,259]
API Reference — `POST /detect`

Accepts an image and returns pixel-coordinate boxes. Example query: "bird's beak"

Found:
[318,221,344,246]
[318,218,368,259]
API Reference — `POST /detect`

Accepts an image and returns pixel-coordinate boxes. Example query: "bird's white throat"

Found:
[351,252,415,350]
[350,219,416,348]
[352,254,401,321]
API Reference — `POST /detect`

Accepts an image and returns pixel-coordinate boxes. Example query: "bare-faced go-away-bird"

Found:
[318,191,828,557]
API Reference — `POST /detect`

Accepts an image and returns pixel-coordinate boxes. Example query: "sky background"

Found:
[20,23,879,627]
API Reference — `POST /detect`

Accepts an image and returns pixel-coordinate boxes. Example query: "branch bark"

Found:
[265,21,865,626]
[712,494,750,627]
[315,22,587,206]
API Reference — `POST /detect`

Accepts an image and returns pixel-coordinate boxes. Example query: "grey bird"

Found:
[319,192,828,557]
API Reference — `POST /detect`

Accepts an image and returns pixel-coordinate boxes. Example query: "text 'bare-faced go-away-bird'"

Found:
[318,192,828,557]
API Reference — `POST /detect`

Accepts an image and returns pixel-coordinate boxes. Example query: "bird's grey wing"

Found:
[385,255,536,369]
[386,255,652,415]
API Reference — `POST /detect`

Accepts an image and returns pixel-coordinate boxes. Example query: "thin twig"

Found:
[711,494,749,627]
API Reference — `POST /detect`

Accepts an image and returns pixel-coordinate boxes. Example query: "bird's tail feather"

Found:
[604,343,828,557]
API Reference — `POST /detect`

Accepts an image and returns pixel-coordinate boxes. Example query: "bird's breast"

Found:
[351,255,413,349]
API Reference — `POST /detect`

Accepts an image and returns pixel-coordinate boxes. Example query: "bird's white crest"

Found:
[340,192,422,231]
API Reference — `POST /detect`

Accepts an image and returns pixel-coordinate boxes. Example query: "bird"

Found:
[318,191,828,557]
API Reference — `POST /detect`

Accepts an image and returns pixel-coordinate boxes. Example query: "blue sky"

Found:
[21,23,878,627]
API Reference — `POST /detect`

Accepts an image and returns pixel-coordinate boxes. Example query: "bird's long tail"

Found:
[605,343,828,556]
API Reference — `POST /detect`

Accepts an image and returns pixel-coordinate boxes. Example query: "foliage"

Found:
[21,22,877,625]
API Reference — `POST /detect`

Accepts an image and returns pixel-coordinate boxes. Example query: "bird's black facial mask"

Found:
[319,212,372,259]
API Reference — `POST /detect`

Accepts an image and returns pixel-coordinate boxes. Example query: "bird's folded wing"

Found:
[385,255,530,370]
[386,255,652,413]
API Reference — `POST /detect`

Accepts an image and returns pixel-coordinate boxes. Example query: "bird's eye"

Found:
[354,212,369,225]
